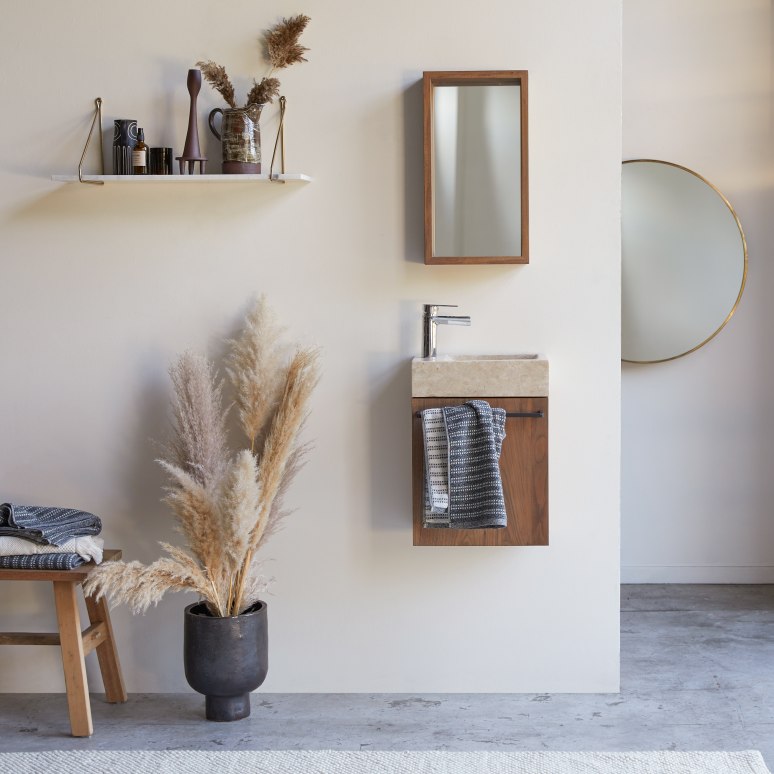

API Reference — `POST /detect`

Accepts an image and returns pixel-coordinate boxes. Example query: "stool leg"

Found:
[84,592,127,703]
[53,581,93,737]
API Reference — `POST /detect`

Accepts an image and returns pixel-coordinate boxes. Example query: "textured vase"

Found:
[183,600,268,721]
[208,104,264,173]
[113,119,137,175]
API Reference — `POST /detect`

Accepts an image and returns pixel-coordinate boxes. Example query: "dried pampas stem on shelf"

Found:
[197,14,310,108]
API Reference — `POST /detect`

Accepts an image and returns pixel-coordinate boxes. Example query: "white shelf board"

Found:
[51,173,312,184]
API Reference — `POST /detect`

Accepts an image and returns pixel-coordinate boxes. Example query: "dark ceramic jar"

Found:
[183,600,268,721]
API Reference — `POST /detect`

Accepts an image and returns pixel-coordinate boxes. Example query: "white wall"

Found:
[0,0,622,692]
[623,0,774,582]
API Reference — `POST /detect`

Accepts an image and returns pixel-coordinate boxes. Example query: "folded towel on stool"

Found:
[0,553,87,570]
[0,504,102,546]
[0,535,103,564]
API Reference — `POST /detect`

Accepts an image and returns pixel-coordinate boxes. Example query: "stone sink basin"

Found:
[412,354,548,397]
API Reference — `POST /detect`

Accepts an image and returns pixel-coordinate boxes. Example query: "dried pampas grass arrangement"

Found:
[84,297,320,617]
[197,14,310,108]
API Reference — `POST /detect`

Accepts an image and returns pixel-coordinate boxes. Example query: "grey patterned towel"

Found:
[0,503,102,546]
[444,400,507,529]
[0,553,87,570]
[422,408,450,527]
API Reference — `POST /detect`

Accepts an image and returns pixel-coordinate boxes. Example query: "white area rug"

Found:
[0,750,769,773]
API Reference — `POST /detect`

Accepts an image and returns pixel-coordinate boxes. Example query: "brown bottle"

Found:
[132,128,148,175]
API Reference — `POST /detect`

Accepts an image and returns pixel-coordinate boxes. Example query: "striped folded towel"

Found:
[0,535,103,564]
[0,503,102,546]
[0,553,87,570]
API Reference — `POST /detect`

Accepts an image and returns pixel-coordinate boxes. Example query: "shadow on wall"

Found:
[115,299,263,563]
[403,78,424,265]
[5,182,304,227]
[114,354,173,563]
[739,183,774,563]
[367,354,412,533]
[366,298,420,533]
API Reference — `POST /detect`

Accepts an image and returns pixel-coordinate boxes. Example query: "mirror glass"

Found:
[424,72,528,265]
[433,85,520,257]
[621,160,747,363]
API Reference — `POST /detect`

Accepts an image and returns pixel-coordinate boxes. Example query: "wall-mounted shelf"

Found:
[51,173,312,184]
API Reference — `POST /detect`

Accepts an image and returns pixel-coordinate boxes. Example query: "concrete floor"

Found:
[1,585,773,765]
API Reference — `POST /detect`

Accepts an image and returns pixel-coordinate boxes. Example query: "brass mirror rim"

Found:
[621,158,748,365]
[423,70,529,265]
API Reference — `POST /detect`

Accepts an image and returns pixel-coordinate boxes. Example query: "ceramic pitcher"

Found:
[208,104,264,174]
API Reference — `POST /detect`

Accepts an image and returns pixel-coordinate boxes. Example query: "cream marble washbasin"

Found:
[412,354,548,397]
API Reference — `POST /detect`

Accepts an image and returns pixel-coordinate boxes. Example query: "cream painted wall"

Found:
[0,0,621,692]
[623,0,774,583]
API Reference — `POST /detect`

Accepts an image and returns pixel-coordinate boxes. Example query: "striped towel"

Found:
[0,503,102,546]
[0,553,87,570]
[444,400,507,529]
[420,400,507,529]
[422,408,449,526]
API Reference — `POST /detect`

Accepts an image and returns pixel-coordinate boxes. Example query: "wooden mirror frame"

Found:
[423,70,529,265]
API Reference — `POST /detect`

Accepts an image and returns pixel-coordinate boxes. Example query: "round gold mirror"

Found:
[621,160,747,364]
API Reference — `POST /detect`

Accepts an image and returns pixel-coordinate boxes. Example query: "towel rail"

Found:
[414,410,544,419]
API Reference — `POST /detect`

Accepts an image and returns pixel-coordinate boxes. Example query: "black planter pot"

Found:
[183,600,268,722]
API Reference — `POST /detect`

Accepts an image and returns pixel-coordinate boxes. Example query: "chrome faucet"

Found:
[422,304,471,359]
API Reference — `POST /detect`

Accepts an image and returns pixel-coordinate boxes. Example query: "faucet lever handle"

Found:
[424,303,458,314]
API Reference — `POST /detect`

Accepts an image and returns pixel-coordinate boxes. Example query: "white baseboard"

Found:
[622,565,774,584]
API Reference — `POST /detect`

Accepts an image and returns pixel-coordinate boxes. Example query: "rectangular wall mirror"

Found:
[423,70,529,265]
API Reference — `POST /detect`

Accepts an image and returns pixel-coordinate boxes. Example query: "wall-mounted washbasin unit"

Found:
[411,354,549,547]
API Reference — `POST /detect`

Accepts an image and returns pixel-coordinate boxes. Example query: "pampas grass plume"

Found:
[226,295,287,454]
[86,296,319,618]
[265,14,310,70]
[84,555,213,616]
[218,450,261,576]
[196,60,237,108]
[166,351,229,490]
[247,77,281,106]
[197,15,310,108]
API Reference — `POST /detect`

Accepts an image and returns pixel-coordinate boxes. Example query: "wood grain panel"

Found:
[53,580,93,736]
[85,592,128,703]
[412,397,548,546]
[0,632,61,646]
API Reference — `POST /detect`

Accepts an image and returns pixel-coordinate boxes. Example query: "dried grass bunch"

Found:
[197,14,310,108]
[84,298,320,617]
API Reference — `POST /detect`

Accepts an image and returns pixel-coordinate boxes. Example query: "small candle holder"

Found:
[149,148,174,175]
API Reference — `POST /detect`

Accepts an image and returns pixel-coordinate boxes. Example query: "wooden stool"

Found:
[0,548,127,736]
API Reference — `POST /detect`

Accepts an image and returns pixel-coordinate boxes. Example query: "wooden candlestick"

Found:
[176,69,207,174]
